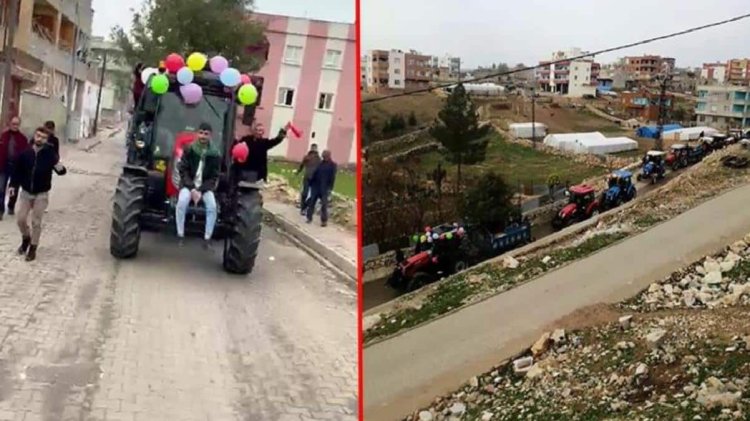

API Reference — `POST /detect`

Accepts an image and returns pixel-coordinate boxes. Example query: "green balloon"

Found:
[412,235,419,243]
[238,83,258,105]
[150,74,169,94]
[446,232,453,240]
[420,235,427,243]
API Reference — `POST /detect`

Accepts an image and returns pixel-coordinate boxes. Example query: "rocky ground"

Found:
[407,233,750,421]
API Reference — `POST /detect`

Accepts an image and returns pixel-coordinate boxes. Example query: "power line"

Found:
[362,12,750,104]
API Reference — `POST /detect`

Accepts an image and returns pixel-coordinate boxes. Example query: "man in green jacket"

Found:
[176,122,221,248]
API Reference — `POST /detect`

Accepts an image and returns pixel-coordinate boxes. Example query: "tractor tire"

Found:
[110,174,146,259]
[453,260,468,274]
[223,189,263,275]
[407,272,432,292]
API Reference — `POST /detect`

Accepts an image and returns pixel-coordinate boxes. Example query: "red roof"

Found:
[569,184,595,195]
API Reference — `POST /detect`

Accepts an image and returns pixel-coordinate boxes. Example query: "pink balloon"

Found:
[240,74,251,85]
[179,83,203,104]
[209,56,229,73]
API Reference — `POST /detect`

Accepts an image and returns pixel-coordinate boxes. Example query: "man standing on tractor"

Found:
[297,143,320,214]
[234,122,287,182]
[8,127,66,261]
[175,122,221,249]
[306,150,337,227]
[0,116,29,219]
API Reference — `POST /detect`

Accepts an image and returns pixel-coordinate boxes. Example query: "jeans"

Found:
[300,177,312,210]
[16,191,49,245]
[175,188,217,240]
[306,188,329,223]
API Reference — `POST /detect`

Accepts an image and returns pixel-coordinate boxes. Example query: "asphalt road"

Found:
[0,133,357,421]
[364,181,750,421]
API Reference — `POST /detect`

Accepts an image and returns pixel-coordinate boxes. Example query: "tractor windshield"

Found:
[151,91,231,159]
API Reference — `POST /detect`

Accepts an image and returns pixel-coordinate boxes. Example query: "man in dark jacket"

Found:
[8,127,66,261]
[43,121,60,156]
[234,122,287,182]
[176,122,221,248]
[297,143,320,214]
[306,150,337,227]
[0,116,29,219]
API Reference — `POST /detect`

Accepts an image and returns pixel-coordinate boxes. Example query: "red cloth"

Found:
[0,129,29,173]
[166,132,198,197]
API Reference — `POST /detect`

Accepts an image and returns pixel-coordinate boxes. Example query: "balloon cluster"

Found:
[412,224,466,245]
[141,52,259,106]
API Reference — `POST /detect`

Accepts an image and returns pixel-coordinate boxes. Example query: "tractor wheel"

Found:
[453,260,468,274]
[223,189,263,275]
[407,272,432,292]
[110,173,146,259]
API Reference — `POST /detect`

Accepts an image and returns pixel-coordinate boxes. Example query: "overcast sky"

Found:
[91,0,355,37]
[362,0,750,69]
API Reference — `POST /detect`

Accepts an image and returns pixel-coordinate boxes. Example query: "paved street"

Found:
[365,182,750,421]
[0,133,357,421]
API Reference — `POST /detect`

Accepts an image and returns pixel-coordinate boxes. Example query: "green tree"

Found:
[461,172,516,232]
[112,0,267,72]
[430,83,491,190]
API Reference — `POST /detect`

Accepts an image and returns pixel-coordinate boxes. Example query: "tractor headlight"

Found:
[154,159,167,172]
[135,140,146,149]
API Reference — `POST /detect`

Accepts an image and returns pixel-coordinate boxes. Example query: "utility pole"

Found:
[531,85,536,148]
[92,49,107,135]
[1,0,20,124]
[64,0,80,142]
[654,73,672,151]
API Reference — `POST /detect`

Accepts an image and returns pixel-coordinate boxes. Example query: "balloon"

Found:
[179,83,202,104]
[432,233,439,240]
[420,235,427,243]
[141,67,157,85]
[426,237,433,243]
[150,74,169,94]
[237,83,258,105]
[412,235,419,243]
[457,227,466,236]
[176,67,194,85]
[187,52,208,71]
[165,53,184,73]
[231,142,249,163]
[240,74,251,85]
[209,55,229,73]
[425,226,431,232]
[220,67,241,87]
[446,232,453,240]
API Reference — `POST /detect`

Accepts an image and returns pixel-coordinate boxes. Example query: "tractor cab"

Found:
[602,170,636,210]
[638,150,666,183]
[553,184,600,230]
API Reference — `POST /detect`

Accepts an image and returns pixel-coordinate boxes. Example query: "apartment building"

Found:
[536,48,599,97]
[0,0,93,138]
[363,49,434,92]
[624,55,675,80]
[695,84,750,130]
[726,59,750,85]
[405,51,431,90]
[701,62,727,84]
[619,88,673,121]
[430,54,460,81]
[241,13,356,164]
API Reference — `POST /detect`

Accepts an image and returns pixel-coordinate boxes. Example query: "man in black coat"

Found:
[8,127,66,261]
[306,150,337,227]
[234,122,287,182]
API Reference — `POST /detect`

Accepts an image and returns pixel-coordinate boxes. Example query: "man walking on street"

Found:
[297,143,320,214]
[8,127,66,261]
[0,116,29,219]
[234,122,287,182]
[306,150,337,227]
[176,122,221,248]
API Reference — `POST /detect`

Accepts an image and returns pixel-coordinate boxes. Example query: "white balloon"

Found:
[141,67,158,85]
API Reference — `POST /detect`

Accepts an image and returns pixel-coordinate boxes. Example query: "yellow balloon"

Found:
[187,52,207,71]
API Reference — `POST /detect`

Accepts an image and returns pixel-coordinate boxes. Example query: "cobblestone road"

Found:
[0,134,357,421]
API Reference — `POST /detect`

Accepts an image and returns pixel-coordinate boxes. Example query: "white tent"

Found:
[509,122,547,139]
[663,126,718,141]
[543,132,638,155]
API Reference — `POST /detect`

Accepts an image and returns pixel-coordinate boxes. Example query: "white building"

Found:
[537,48,600,97]
[388,50,405,89]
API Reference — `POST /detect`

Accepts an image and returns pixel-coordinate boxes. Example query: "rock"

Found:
[696,265,706,275]
[551,329,566,343]
[513,356,533,374]
[720,260,736,273]
[703,271,723,285]
[696,391,741,409]
[469,377,479,388]
[619,315,633,329]
[648,283,661,293]
[449,402,466,416]
[542,256,552,264]
[730,241,747,254]
[526,364,544,379]
[646,329,667,349]
[531,332,551,357]
[725,251,742,262]
[697,291,713,304]
[419,411,434,421]
[481,412,494,421]
[502,256,520,269]
[663,284,674,295]
[635,363,649,376]
[704,260,721,273]
[684,290,697,307]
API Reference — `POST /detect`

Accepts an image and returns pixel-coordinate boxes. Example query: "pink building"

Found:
[238,13,357,164]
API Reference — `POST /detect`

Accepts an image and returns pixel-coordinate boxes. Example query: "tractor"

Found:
[552,184,600,231]
[637,150,666,184]
[666,141,706,171]
[388,231,467,292]
[600,170,637,211]
[110,70,266,275]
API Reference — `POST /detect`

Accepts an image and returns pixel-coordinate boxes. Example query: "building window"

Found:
[284,46,303,64]
[574,75,578,80]
[394,57,401,65]
[394,68,401,74]
[277,87,295,106]
[394,80,401,86]
[325,49,342,68]
[317,93,334,110]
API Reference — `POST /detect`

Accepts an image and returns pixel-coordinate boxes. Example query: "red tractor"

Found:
[551,184,600,230]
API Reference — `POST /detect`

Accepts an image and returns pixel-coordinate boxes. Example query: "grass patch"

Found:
[417,132,606,186]
[268,160,356,199]
[364,232,628,344]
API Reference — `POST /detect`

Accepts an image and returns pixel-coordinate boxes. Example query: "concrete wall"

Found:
[18,92,67,136]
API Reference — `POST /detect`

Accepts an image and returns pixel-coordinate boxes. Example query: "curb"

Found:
[261,208,357,283]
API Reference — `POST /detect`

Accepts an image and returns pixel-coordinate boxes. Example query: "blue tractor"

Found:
[601,170,637,211]
[637,150,666,184]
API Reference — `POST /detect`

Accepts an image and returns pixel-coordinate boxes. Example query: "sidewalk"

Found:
[264,200,357,281]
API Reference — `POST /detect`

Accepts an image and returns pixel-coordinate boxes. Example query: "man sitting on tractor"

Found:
[175,122,221,248]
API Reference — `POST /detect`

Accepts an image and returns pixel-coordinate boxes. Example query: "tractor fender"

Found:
[122,164,148,178]
[238,180,266,191]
